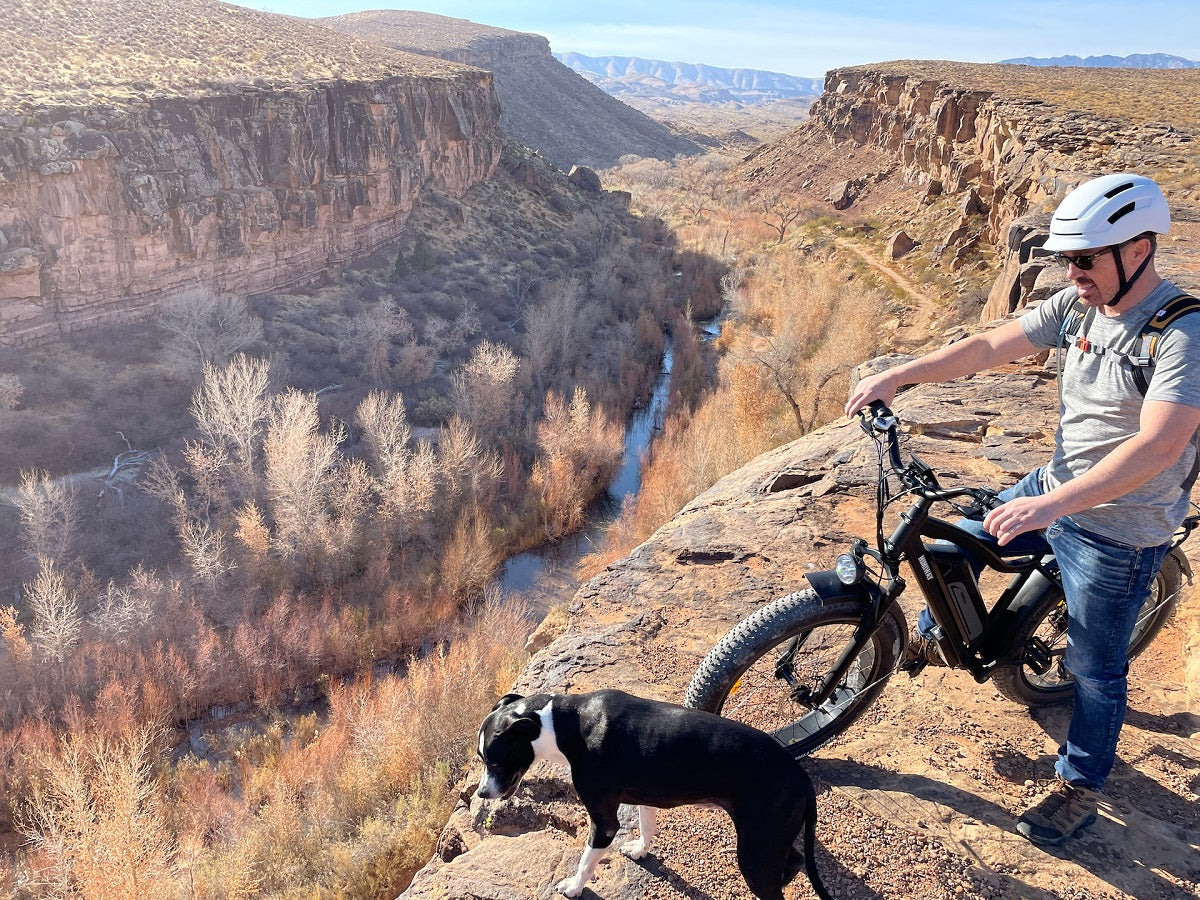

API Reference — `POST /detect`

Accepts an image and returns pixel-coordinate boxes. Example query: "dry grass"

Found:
[7,599,529,898]
[842,60,1200,133]
[0,0,470,111]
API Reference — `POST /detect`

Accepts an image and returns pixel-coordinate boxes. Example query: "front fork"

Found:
[784,562,903,709]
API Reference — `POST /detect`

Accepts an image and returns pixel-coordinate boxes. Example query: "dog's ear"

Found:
[497,714,540,742]
[492,692,524,711]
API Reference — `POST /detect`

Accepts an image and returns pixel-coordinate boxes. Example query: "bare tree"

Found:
[342,297,414,385]
[354,390,412,482]
[424,303,482,357]
[25,557,81,663]
[13,469,78,566]
[450,340,521,444]
[179,517,236,588]
[522,278,595,396]
[159,287,263,369]
[189,353,271,494]
[755,189,808,243]
[0,372,23,412]
[263,388,345,565]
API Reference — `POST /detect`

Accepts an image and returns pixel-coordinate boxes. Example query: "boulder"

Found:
[887,230,917,259]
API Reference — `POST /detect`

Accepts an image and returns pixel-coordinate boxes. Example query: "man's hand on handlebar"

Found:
[845,370,899,419]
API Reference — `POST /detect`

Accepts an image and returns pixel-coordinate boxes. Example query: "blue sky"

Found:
[241,2,1200,77]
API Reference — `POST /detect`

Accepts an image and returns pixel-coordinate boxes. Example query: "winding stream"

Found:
[496,339,674,615]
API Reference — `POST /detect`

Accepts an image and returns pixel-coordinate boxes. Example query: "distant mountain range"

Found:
[554,53,823,106]
[998,52,1199,68]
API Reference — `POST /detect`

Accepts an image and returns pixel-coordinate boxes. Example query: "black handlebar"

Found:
[858,401,1001,514]
[861,401,903,471]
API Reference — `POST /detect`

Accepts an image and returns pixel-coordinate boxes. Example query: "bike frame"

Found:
[799,405,1064,705]
[800,402,1198,710]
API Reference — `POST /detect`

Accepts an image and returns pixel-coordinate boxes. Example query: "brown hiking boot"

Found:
[901,624,947,671]
[1016,779,1099,846]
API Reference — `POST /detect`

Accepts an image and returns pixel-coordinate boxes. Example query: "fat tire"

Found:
[992,548,1186,707]
[684,589,904,758]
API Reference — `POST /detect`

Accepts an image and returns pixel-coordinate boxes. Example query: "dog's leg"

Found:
[556,845,606,898]
[619,806,658,859]
[556,800,620,897]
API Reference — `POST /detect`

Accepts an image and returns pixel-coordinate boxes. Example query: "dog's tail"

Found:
[783,778,834,900]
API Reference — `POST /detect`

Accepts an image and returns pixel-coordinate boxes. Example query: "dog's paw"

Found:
[619,837,649,860]
[555,876,585,897]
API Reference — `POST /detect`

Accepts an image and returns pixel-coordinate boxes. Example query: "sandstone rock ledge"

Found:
[403,363,1200,899]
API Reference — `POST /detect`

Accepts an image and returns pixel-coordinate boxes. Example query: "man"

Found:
[845,172,1200,846]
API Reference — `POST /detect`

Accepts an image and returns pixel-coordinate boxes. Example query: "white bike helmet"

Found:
[1044,172,1170,252]
[1044,173,1170,306]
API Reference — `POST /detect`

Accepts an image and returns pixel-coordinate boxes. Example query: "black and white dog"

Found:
[476,690,832,900]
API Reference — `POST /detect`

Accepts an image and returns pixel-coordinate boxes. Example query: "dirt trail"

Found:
[830,233,944,349]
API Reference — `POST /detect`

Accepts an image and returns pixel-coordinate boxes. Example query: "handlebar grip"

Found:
[860,402,903,470]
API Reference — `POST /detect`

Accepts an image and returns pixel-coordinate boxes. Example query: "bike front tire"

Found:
[684,589,905,758]
[991,547,1186,706]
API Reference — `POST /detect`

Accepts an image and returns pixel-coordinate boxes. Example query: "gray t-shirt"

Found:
[1020,280,1200,547]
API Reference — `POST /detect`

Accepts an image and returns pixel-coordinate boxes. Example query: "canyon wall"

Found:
[794,65,1197,318]
[0,72,503,345]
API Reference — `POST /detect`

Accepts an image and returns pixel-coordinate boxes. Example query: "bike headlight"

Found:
[834,553,863,585]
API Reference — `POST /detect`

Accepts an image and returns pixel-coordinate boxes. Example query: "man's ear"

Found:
[492,692,524,711]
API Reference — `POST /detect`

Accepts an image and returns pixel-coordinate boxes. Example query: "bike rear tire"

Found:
[684,589,904,758]
[991,547,1186,707]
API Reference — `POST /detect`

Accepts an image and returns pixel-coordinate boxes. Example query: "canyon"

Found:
[401,62,1200,900]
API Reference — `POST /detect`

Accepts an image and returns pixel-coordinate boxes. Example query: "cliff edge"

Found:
[404,363,1200,900]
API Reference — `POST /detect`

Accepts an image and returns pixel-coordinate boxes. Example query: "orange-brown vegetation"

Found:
[4,599,528,897]
[584,154,891,574]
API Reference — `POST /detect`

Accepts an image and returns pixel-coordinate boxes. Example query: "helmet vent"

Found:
[1104,181,1135,199]
[1107,201,1136,224]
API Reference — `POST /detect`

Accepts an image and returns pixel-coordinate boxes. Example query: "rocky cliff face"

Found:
[808,66,1195,247]
[0,72,502,345]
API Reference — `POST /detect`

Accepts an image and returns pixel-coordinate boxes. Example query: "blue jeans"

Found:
[918,468,1170,791]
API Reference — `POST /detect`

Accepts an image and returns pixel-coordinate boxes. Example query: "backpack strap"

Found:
[1060,292,1200,395]
[1057,297,1091,349]
[1136,293,1200,363]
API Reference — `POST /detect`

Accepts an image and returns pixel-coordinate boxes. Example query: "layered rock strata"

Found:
[808,65,1195,251]
[0,73,502,345]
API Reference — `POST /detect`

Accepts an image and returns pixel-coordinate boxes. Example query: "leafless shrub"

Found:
[530,387,624,540]
[25,557,81,664]
[16,725,176,895]
[89,579,153,638]
[179,517,236,588]
[159,287,263,369]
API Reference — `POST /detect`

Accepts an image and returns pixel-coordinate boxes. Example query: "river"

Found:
[495,339,672,615]
[497,311,724,617]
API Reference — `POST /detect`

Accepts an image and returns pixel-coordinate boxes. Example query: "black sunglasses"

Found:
[1049,246,1114,270]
